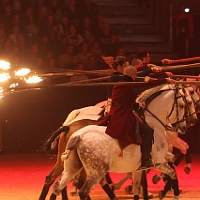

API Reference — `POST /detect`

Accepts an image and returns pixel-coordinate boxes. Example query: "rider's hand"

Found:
[151,66,161,72]
[144,76,151,82]
[161,58,172,64]
[166,78,176,84]
[147,64,161,72]
[165,72,173,78]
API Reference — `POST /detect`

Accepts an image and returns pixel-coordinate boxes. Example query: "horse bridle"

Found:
[142,86,188,132]
[183,84,200,112]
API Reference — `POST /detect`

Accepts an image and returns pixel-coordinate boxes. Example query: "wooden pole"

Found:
[161,62,200,72]
[172,75,200,79]
[170,56,200,64]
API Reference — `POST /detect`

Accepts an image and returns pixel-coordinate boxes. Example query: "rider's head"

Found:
[124,65,137,80]
[113,56,129,73]
[136,49,150,64]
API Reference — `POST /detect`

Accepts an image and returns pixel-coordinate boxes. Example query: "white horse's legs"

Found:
[70,173,80,196]
[155,162,177,179]
[133,171,143,195]
[53,171,74,195]
[52,150,83,196]
[99,177,119,200]
[79,172,107,200]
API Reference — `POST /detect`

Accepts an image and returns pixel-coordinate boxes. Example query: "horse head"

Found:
[184,84,200,113]
[178,84,198,131]
[164,84,187,134]
[136,84,187,134]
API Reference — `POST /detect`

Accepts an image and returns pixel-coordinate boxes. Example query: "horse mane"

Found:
[136,84,173,103]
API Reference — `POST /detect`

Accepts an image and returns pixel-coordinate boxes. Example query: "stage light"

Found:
[184,8,190,13]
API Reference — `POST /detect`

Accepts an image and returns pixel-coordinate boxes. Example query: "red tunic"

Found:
[98,78,167,149]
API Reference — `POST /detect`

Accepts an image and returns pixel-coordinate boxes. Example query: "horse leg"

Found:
[51,150,83,198]
[61,188,68,200]
[70,173,80,196]
[105,172,113,184]
[184,148,192,174]
[133,171,142,200]
[78,173,107,200]
[39,132,67,200]
[73,170,92,199]
[99,177,118,200]
[75,169,117,200]
[155,162,177,179]
[133,171,154,200]
[39,160,64,200]
[159,162,180,199]
[140,171,148,200]
[111,172,132,191]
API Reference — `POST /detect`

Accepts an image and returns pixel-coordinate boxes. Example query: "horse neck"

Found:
[144,90,174,130]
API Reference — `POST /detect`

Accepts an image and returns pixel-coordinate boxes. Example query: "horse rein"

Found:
[142,86,188,132]
[167,85,197,131]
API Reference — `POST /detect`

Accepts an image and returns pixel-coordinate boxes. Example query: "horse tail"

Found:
[61,135,81,161]
[43,126,70,152]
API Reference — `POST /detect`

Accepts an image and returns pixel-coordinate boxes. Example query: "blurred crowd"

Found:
[0,0,126,71]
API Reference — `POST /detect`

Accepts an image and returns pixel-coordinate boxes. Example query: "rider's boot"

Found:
[133,195,139,200]
[136,130,155,170]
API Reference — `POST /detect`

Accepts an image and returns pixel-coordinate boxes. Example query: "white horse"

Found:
[110,84,199,199]
[49,84,193,200]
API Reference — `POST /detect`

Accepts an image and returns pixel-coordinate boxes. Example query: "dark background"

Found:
[0,86,108,153]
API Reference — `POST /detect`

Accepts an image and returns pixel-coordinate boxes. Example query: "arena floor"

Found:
[0,153,200,200]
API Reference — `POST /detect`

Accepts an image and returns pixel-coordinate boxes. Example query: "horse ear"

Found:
[182,86,186,94]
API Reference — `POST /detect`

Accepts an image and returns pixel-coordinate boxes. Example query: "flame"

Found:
[0,60,11,70]
[25,76,43,83]
[14,68,30,76]
[0,73,10,82]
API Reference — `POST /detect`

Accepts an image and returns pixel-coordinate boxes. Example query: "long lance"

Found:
[8,80,200,90]
[170,56,200,64]
[36,69,114,77]
[172,75,200,80]
[136,75,200,81]
[22,62,200,78]
[3,79,200,96]
[160,62,200,72]
[175,81,200,85]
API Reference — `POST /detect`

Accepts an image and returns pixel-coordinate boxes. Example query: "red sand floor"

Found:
[0,153,200,200]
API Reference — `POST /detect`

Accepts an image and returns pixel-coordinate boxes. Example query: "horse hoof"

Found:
[87,195,91,200]
[70,189,78,196]
[125,185,132,194]
[179,188,183,194]
[184,166,191,174]
[70,191,78,196]
[152,174,161,184]
[49,193,56,200]
[133,195,139,200]
[158,191,164,200]
[148,193,154,199]
[109,184,116,191]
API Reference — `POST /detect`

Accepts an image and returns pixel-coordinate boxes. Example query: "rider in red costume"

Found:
[99,65,175,170]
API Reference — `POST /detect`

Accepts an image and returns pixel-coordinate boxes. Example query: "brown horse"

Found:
[39,104,117,200]
[39,119,98,200]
